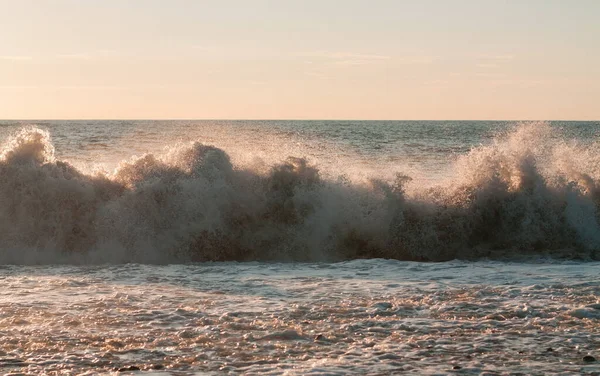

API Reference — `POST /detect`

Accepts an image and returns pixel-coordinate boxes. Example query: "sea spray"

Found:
[0,123,599,264]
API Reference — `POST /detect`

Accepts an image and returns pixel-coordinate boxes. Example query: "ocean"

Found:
[0,120,598,374]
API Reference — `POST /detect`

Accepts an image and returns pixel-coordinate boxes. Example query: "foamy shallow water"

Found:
[1,260,598,375]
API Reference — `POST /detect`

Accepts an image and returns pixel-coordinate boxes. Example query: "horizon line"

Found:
[1,118,599,122]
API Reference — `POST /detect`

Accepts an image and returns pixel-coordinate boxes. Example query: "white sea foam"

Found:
[0,261,597,374]
[1,121,599,375]
[0,123,599,264]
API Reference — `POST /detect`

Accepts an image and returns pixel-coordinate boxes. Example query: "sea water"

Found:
[0,120,598,374]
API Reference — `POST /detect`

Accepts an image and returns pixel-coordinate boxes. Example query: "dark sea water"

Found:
[0,120,598,374]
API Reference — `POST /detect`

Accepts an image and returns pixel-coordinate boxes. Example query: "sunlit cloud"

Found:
[333,59,382,66]
[475,72,508,78]
[321,52,391,60]
[473,55,514,72]
[0,85,39,89]
[422,79,450,90]
[476,63,500,69]
[0,85,127,91]
[304,71,332,79]
[56,53,93,60]
[477,54,515,61]
[0,56,33,61]
[396,56,437,64]
[298,51,391,66]
[191,45,211,51]
[1,51,122,61]
[423,79,449,85]
[55,50,119,60]
[55,85,126,90]
[486,79,546,88]
[299,52,438,66]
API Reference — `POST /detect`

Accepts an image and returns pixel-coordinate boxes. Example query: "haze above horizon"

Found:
[1,0,598,120]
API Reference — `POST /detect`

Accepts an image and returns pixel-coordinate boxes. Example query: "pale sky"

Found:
[0,0,598,120]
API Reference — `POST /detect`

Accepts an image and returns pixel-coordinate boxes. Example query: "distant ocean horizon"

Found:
[3,118,599,121]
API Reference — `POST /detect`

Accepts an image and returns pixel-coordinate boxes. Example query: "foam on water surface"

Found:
[0,120,599,374]
[0,122,600,263]
[0,261,598,374]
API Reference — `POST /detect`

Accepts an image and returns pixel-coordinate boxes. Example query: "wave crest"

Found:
[0,123,599,264]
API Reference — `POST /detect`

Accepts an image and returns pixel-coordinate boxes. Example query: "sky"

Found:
[0,0,599,120]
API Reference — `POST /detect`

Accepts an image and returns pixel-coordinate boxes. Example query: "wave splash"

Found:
[1,123,599,264]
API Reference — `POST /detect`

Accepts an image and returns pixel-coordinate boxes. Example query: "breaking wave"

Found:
[1,122,599,264]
